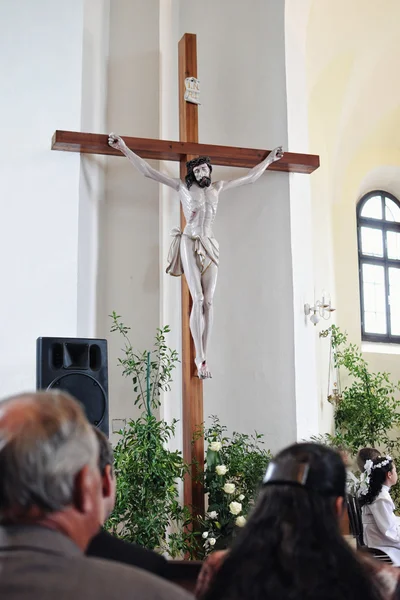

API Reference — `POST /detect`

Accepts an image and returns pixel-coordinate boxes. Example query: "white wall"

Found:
[306,0,400,426]
[78,0,110,338]
[175,0,297,451]
[99,0,161,428]
[0,0,84,396]
[0,0,322,454]
[101,0,321,452]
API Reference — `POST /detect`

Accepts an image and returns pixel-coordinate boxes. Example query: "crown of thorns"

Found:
[186,156,212,172]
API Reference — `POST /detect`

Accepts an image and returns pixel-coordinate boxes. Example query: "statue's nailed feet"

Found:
[196,358,212,380]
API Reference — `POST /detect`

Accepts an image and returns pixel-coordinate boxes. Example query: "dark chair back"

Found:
[167,560,203,592]
[347,494,364,547]
[347,494,393,564]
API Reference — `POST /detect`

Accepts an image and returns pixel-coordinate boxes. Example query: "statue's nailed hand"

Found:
[269,146,284,162]
[108,132,126,152]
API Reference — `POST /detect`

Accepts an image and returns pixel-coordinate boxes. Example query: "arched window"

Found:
[357,191,400,343]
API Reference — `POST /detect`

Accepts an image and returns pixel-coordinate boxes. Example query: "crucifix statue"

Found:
[108,133,283,379]
[51,32,318,519]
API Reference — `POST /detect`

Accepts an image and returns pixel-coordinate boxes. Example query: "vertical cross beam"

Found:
[178,33,204,518]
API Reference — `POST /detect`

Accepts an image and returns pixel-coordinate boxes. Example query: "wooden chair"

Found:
[347,494,393,564]
[167,560,203,592]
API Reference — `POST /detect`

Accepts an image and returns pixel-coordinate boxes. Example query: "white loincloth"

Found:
[166,228,219,277]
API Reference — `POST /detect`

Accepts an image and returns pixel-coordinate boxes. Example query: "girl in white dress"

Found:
[360,455,400,565]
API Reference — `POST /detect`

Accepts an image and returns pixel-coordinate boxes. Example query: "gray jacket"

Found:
[0,525,193,600]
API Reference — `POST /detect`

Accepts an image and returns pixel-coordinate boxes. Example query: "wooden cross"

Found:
[52,33,319,520]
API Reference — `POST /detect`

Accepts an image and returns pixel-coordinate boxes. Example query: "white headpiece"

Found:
[358,455,392,497]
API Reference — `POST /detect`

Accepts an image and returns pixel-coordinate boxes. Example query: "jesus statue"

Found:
[108,133,283,380]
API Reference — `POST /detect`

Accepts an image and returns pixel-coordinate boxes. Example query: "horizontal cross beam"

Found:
[52,130,319,174]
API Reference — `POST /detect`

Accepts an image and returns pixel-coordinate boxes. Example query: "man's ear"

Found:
[102,464,113,500]
[74,465,97,514]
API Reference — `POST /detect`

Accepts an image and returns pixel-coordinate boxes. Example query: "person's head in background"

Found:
[0,391,102,551]
[201,442,384,600]
[92,426,116,523]
[357,448,380,472]
[359,455,397,507]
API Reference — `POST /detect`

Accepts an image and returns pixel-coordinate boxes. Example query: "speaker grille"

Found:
[48,373,107,427]
[36,337,109,435]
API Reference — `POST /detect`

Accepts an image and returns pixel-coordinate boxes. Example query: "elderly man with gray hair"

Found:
[0,391,192,600]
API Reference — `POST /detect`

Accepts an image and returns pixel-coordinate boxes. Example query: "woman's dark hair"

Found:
[201,443,383,600]
[359,455,393,507]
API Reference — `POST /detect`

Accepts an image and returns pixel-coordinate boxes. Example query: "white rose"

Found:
[207,511,218,520]
[235,516,247,527]
[223,483,236,494]
[210,441,222,452]
[202,531,209,539]
[216,465,228,476]
[229,501,242,515]
[209,538,216,546]
[238,494,245,501]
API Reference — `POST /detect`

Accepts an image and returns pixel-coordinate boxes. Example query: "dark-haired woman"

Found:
[360,455,400,565]
[197,443,400,600]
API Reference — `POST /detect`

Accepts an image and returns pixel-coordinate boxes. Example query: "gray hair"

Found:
[0,391,99,519]
[92,426,114,475]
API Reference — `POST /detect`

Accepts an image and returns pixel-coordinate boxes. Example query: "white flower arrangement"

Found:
[223,482,236,494]
[200,419,272,557]
[209,441,222,452]
[215,464,228,476]
[202,533,217,548]
[229,501,242,515]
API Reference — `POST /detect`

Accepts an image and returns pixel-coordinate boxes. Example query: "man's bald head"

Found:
[0,391,99,521]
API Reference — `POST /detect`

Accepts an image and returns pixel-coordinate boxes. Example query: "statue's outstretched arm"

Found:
[108,133,181,191]
[215,146,284,193]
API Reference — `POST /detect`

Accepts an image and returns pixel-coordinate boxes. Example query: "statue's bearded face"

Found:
[193,163,211,188]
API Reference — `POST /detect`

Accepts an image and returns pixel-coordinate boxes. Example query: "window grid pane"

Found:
[389,267,400,336]
[385,198,400,223]
[387,231,400,260]
[358,193,400,342]
[362,263,387,334]
[360,196,382,220]
[360,226,383,257]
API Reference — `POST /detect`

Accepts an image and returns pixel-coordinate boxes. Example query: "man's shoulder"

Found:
[73,554,192,599]
[0,544,192,600]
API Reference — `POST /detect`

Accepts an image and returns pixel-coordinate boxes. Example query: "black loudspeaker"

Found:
[36,337,109,436]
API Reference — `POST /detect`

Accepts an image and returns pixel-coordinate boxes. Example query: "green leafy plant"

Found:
[197,416,272,556]
[324,325,400,454]
[106,313,197,557]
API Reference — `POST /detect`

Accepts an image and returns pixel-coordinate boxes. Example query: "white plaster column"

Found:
[158,0,183,451]
[285,0,320,440]
[100,0,161,429]
[78,0,111,337]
